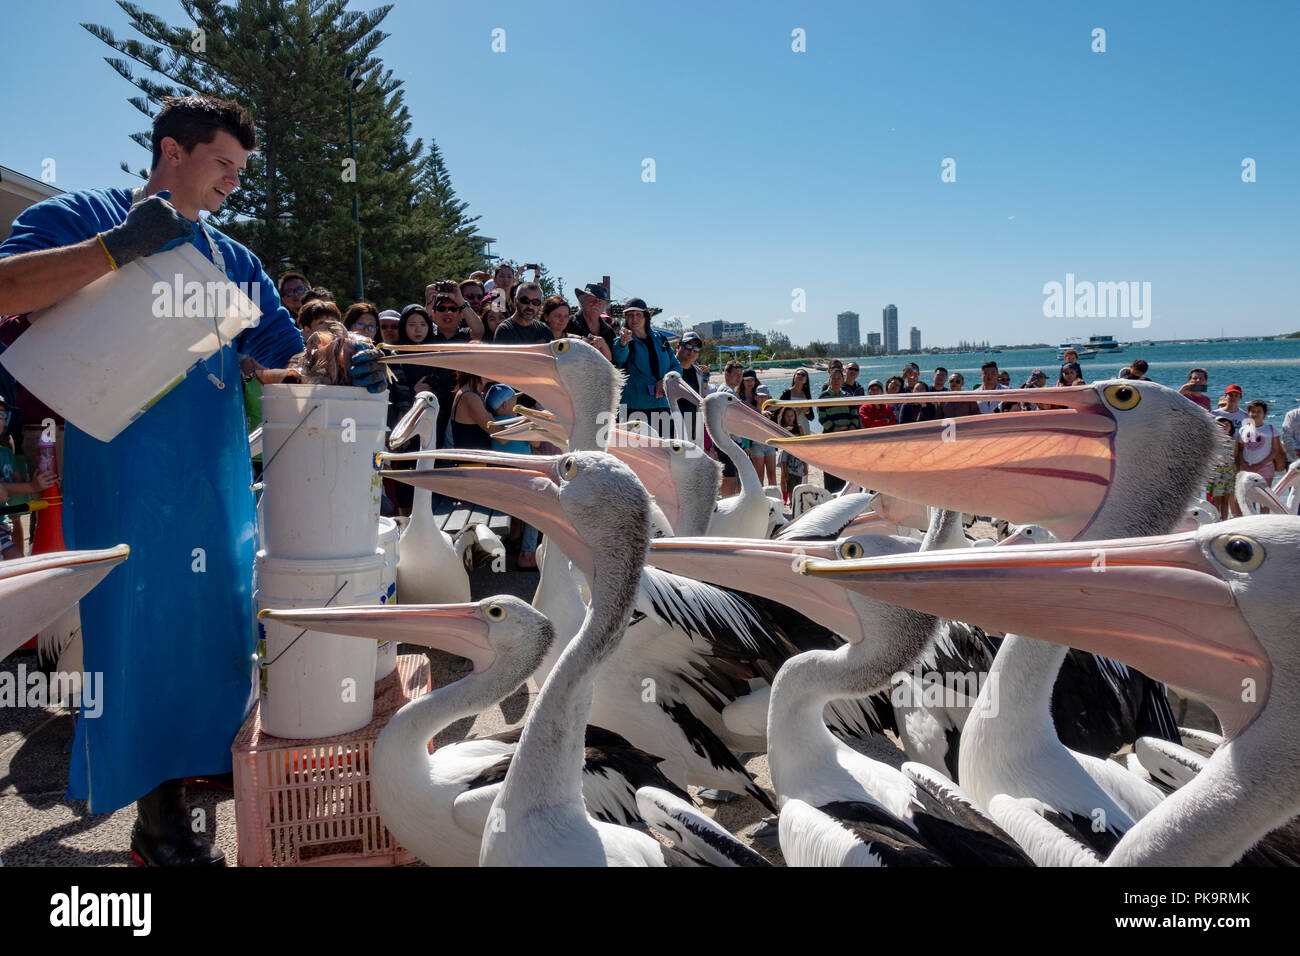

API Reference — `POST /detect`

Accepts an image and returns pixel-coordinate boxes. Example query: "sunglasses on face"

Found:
[434,306,459,314]
[517,296,542,307]
[682,345,701,352]
[380,323,399,330]
[463,292,484,301]
[283,287,307,297]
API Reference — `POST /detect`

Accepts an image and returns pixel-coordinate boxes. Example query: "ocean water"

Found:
[779,339,1300,428]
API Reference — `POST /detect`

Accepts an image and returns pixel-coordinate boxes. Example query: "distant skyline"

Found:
[3,1,1297,346]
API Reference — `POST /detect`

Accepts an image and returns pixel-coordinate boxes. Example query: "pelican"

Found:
[650,512,1032,865]
[1235,470,1289,516]
[386,391,470,605]
[1,546,129,657]
[758,382,1205,846]
[392,449,780,808]
[257,596,695,865]
[477,450,767,866]
[664,371,788,539]
[804,516,1300,865]
[1273,459,1300,513]
[605,427,721,536]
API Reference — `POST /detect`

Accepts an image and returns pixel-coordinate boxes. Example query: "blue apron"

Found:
[1,187,303,812]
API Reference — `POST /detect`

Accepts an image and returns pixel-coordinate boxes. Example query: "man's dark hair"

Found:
[301,286,335,306]
[1247,399,1269,414]
[1189,367,1208,381]
[151,95,256,169]
[934,366,948,375]
[724,360,743,373]
[277,271,308,296]
[459,280,485,295]
[981,361,998,371]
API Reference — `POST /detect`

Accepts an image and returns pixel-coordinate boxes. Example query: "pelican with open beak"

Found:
[382,339,619,451]
[765,381,1221,541]
[801,515,1298,865]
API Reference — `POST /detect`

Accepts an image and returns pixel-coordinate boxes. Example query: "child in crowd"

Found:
[1,401,56,559]
[776,406,806,505]
[485,384,539,570]
[1207,416,1237,520]
[1235,399,1288,485]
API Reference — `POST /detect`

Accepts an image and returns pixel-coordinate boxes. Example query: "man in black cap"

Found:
[675,331,709,443]
[567,281,616,358]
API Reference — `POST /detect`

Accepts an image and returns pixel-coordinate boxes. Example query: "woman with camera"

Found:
[612,298,682,434]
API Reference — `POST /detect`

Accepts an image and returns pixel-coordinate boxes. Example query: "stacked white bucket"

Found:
[255,383,391,738]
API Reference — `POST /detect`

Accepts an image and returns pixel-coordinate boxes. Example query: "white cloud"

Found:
[775,318,794,325]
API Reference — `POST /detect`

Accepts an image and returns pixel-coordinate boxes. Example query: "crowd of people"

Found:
[248,273,1300,523]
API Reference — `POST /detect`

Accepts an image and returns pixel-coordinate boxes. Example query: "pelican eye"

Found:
[839,541,864,559]
[485,604,506,621]
[1211,534,1264,571]
[1103,384,1141,410]
[552,339,570,354]
[559,455,579,479]
[669,441,684,454]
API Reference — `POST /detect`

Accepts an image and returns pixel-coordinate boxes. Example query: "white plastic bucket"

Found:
[375,516,400,681]
[260,383,388,560]
[0,245,260,443]
[255,550,384,739]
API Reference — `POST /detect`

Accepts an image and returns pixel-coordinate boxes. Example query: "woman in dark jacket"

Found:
[899,381,939,425]
[611,298,682,432]
[385,304,435,514]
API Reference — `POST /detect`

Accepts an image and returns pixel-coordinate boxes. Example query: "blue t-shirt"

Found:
[0,187,303,811]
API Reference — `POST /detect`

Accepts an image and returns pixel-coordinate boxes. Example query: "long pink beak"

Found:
[801,530,1270,738]
[258,603,498,673]
[381,343,576,436]
[1,544,131,655]
[607,434,684,532]
[769,388,1117,540]
[649,536,877,642]
[385,450,596,581]
[722,397,793,446]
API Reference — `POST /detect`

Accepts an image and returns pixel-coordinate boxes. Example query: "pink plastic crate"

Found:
[233,654,431,866]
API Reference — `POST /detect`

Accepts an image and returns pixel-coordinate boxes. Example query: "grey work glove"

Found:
[98,190,194,268]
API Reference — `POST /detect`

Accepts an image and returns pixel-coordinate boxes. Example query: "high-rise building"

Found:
[836,311,860,348]
[910,327,921,352]
[692,320,749,342]
[866,331,882,354]
[882,304,898,354]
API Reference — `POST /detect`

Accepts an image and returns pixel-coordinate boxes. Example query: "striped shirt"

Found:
[817,386,859,433]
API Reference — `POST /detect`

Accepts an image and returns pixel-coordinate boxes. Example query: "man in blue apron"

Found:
[0,95,384,865]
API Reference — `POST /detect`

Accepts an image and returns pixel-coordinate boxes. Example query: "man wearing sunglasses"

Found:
[492,281,552,345]
[377,309,401,346]
[675,331,709,443]
[425,280,483,342]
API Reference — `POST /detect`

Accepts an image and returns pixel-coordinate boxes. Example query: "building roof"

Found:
[1,164,62,242]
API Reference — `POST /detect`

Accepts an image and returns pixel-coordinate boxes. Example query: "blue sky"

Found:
[4,1,1297,345]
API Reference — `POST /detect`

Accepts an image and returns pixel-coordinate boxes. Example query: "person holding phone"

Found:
[612,298,682,433]
[1179,367,1213,411]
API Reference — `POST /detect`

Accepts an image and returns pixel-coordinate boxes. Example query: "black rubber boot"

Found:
[130,778,226,867]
